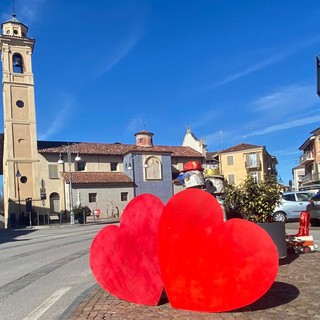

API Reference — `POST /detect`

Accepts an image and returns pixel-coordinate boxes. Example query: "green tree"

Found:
[224,176,281,223]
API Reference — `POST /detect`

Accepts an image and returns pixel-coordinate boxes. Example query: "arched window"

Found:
[145,157,162,180]
[49,192,60,214]
[12,53,23,73]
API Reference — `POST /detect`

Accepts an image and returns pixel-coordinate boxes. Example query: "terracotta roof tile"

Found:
[166,146,204,157]
[219,143,263,154]
[37,141,204,158]
[38,141,134,155]
[61,172,133,184]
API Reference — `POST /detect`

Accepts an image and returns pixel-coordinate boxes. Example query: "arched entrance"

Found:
[49,193,61,223]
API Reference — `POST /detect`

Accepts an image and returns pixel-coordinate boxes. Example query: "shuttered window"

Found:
[228,174,235,184]
[48,164,59,179]
[227,155,234,166]
[246,153,260,168]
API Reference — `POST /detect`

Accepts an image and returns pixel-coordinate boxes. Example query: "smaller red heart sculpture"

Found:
[90,194,164,305]
[158,189,278,312]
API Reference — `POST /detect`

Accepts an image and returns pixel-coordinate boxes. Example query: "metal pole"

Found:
[132,155,136,197]
[15,169,21,225]
[27,199,32,227]
[17,177,21,217]
[42,199,48,225]
[68,145,75,225]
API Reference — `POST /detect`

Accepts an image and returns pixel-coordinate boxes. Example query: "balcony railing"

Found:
[301,172,320,184]
[299,151,314,165]
[245,160,261,170]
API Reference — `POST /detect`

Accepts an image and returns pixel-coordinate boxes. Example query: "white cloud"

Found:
[249,115,320,137]
[205,111,320,149]
[206,36,320,89]
[273,148,302,156]
[204,130,235,149]
[125,116,145,135]
[249,84,318,114]
[214,50,292,87]
[190,109,220,129]
[1,0,46,25]
[38,93,75,140]
[96,27,145,77]
[14,0,46,24]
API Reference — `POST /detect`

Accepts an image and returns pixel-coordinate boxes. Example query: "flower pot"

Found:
[257,222,287,259]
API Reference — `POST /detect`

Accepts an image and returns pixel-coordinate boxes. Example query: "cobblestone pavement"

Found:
[68,251,320,320]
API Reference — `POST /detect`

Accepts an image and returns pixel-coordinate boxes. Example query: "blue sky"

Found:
[1,0,320,185]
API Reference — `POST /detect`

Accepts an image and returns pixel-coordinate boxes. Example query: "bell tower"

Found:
[0,15,39,228]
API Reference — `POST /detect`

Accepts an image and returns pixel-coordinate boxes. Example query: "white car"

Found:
[272,191,317,222]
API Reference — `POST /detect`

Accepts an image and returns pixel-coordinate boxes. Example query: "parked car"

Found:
[306,193,320,226]
[272,191,317,222]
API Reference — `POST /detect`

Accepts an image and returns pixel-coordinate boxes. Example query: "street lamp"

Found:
[127,154,136,197]
[267,166,271,176]
[58,144,82,224]
[15,169,21,217]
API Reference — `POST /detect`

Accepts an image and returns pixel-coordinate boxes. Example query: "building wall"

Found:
[123,153,174,204]
[73,184,133,218]
[182,129,206,156]
[77,154,123,172]
[219,151,246,185]
[314,134,320,178]
[37,153,128,215]
[292,167,305,191]
[140,154,173,204]
[219,147,270,185]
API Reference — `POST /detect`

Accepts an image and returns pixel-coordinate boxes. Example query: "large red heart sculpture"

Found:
[90,194,164,306]
[158,189,278,312]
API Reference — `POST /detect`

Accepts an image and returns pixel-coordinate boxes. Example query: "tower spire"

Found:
[12,0,16,18]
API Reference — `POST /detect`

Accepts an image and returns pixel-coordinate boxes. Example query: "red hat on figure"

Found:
[183,161,204,172]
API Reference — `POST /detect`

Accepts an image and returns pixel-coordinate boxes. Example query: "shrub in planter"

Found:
[73,206,91,223]
[224,176,287,258]
[223,176,281,223]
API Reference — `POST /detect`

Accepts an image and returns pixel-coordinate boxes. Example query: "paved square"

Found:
[68,252,320,320]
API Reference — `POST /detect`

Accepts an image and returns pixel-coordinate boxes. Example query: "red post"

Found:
[296,211,310,236]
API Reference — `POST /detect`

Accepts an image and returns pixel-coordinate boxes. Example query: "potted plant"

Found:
[224,176,280,222]
[223,176,287,258]
[73,206,91,224]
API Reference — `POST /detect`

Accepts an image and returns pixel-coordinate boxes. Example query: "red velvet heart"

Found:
[158,189,278,312]
[90,194,164,306]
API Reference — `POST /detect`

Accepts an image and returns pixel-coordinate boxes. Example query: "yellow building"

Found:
[216,143,277,185]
